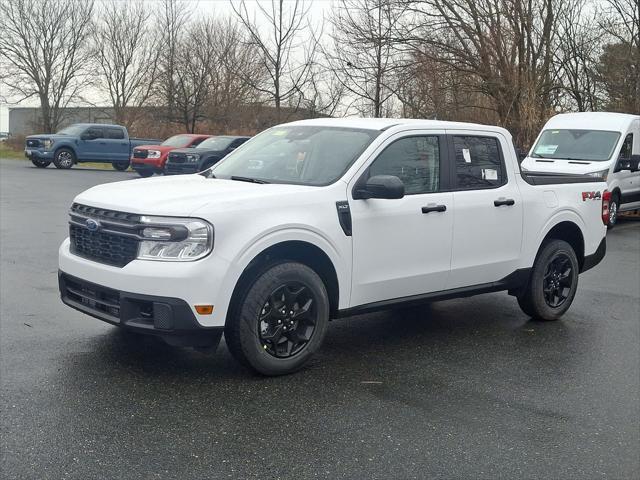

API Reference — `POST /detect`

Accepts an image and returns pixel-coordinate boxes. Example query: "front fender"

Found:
[215,226,350,322]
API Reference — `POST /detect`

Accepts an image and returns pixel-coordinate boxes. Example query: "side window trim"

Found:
[446,133,508,191]
[353,133,450,196]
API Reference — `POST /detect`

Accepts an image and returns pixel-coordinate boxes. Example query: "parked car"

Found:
[0,132,9,143]
[521,112,640,228]
[130,134,212,177]
[164,136,251,175]
[58,118,608,376]
[24,123,160,170]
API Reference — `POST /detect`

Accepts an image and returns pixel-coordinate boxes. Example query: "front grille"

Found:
[69,203,141,267]
[168,152,187,164]
[133,149,148,159]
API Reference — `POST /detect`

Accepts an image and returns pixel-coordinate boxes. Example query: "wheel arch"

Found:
[54,144,77,160]
[226,240,341,326]
[538,220,585,270]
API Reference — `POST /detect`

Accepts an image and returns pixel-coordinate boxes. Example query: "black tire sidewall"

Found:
[31,159,50,168]
[53,148,75,169]
[112,161,130,171]
[607,194,620,229]
[527,239,579,321]
[232,262,330,376]
[137,170,153,177]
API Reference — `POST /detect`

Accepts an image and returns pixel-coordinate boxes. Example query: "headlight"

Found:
[147,150,161,159]
[586,169,609,181]
[42,139,54,149]
[186,154,200,163]
[137,216,213,261]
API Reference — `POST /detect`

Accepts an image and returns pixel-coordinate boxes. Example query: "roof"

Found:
[543,112,640,131]
[282,117,511,135]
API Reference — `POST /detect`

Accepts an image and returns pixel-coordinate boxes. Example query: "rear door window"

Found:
[105,127,125,140]
[452,136,506,189]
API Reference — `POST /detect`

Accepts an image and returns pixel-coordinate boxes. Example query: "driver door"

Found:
[77,126,104,161]
[349,131,453,307]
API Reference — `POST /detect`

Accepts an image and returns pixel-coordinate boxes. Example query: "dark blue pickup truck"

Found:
[24,123,160,171]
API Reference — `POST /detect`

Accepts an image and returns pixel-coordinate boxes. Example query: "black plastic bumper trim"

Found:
[581,237,606,273]
[59,271,223,347]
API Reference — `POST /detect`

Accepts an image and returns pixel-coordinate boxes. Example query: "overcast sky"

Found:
[0,0,335,132]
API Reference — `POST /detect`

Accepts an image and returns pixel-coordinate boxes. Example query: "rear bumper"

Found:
[59,271,223,347]
[581,237,606,273]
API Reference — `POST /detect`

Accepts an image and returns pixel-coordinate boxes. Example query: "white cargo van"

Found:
[521,112,640,228]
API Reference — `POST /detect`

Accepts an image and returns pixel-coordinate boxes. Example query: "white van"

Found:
[521,112,640,228]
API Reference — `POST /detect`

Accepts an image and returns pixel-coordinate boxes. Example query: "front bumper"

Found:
[25,149,53,160]
[59,271,223,347]
[164,162,201,175]
[131,158,164,174]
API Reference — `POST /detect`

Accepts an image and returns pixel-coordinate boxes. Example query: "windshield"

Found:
[211,126,379,185]
[162,135,197,148]
[196,137,234,150]
[531,129,621,161]
[56,125,86,136]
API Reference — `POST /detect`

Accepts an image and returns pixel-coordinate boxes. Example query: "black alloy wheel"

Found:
[258,283,317,358]
[542,252,573,308]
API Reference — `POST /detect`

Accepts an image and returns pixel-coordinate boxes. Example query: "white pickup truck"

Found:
[59,119,609,375]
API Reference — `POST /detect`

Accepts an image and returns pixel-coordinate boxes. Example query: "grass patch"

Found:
[0,143,23,160]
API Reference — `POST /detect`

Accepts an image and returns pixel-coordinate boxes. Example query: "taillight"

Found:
[602,190,611,225]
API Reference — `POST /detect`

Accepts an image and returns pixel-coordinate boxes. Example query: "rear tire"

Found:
[112,161,130,171]
[53,148,75,169]
[31,159,51,168]
[225,261,330,376]
[607,193,620,229]
[517,239,579,321]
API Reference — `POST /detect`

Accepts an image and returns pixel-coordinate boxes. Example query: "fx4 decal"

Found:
[582,191,602,201]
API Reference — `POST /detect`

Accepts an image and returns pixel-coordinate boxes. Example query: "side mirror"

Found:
[353,175,405,200]
[631,154,640,172]
[615,159,632,172]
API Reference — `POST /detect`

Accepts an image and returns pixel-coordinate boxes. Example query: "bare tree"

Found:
[401,0,565,147]
[230,0,317,120]
[157,0,192,125]
[93,0,161,128]
[597,0,640,112]
[326,0,407,117]
[555,0,601,111]
[0,0,95,132]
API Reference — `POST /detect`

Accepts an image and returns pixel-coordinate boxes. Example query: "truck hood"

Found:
[168,147,225,155]
[26,133,72,141]
[73,175,318,216]
[133,145,175,152]
[521,156,612,175]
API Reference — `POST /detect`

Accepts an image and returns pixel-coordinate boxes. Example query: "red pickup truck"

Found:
[130,134,212,177]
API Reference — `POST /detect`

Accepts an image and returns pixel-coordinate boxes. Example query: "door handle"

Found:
[494,198,515,207]
[422,204,447,213]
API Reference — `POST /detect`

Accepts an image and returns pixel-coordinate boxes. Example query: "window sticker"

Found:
[535,144,558,155]
[482,168,498,181]
[462,148,472,163]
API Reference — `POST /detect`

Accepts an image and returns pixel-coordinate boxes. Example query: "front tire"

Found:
[607,193,620,229]
[53,148,75,169]
[112,161,130,171]
[225,261,330,376]
[136,169,153,178]
[31,159,51,168]
[517,239,579,321]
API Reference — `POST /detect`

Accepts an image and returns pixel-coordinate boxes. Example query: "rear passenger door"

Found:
[103,127,129,162]
[447,132,523,289]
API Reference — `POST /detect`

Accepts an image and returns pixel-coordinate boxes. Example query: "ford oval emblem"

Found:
[85,218,100,232]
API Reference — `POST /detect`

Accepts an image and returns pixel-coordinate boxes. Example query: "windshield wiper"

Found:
[230,175,269,184]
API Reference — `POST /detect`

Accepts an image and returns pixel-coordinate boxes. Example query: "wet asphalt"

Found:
[1,158,639,479]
